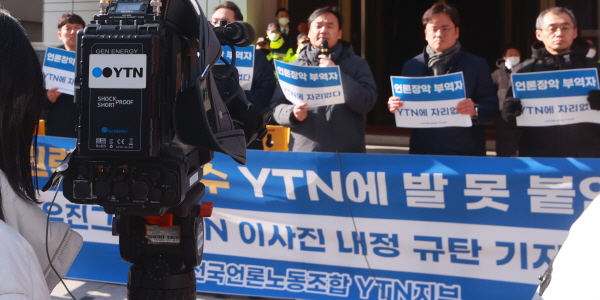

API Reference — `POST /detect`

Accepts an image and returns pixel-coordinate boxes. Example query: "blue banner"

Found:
[34,136,600,300]
[215,45,255,90]
[275,60,344,107]
[512,68,599,99]
[275,61,342,87]
[390,73,471,128]
[43,47,76,72]
[215,45,255,68]
[391,72,466,101]
[511,69,600,126]
[43,47,77,95]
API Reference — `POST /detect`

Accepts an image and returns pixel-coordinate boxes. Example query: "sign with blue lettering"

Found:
[36,137,600,299]
[391,72,471,128]
[43,47,76,95]
[215,45,255,91]
[511,68,600,126]
[274,60,344,107]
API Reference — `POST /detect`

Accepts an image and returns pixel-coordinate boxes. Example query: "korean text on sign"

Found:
[390,72,471,128]
[275,60,344,108]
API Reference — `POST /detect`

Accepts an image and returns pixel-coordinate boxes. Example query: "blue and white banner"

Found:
[34,136,600,299]
[216,45,255,91]
[275,60,344,107]
[43,47,76,95]
[511,68,600,126]
[391,72,471,128]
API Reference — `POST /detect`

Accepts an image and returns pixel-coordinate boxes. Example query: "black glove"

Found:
[501,97,522,122]
[588,90,600,110]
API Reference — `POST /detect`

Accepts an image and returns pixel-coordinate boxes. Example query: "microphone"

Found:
[320,40,329,57]
[221,21,256,47]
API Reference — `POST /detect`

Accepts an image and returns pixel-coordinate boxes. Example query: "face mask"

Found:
[587,49,597,58]
[268,33,281,41]
[505,56,520,69]
[299,43,309,51]
[279,17,289,26]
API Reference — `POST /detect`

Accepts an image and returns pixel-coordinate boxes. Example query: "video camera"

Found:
[43,0,263,298]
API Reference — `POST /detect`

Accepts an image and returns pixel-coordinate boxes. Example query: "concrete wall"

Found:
[1,0,44,41]
[41,0,261,44]
[43,0,98,45]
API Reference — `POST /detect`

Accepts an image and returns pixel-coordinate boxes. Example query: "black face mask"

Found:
[259,48,271,56]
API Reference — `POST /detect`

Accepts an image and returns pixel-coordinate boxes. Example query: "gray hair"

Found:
[536,7,577,29]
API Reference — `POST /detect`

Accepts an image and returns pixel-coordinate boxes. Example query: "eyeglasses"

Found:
[426,26,455,35]
[539,26,574,34]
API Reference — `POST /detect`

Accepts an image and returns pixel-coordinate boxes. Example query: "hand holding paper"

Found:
[292,103,309,122]
[587,90,600,110]
[501,97,523,122]
[46,87,62,103]
[388,96,404,113]
[456,98,476,116]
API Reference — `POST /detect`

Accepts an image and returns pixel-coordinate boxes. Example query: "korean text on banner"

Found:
[38,136,600,299]
[43,47,76,95]
[274,60,344,108]
[215,45,255,91]
[391,72,471,128]
[511,68,600,126]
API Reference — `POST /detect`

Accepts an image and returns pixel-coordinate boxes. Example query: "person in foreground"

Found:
[270,6,377,153]
[0,9,83,299]
[531,193,600,299]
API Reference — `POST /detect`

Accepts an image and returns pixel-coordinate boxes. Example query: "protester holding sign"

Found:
[388,3,499,156]
[270,6,377,153]
[43,13,85,138]
[501,7,600,158]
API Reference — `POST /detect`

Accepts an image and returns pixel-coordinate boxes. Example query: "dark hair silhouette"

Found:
[308,6,343,29]
[57,12,85,29]
[214,1,244,21]
[0,9,45,220]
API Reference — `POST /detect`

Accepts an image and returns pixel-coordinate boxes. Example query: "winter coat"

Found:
[0,170,82,295]
[244,49,276,113]
[401,48,499,156]
[271,41,378,153]
[0,220,51,299]
[507,38,600,157]
[492,59,512,108]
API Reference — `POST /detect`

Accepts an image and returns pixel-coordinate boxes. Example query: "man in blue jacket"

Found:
[270,6,377,153]
[388,3,499,156]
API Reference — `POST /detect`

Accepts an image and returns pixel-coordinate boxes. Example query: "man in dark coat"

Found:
[501,7,600,158]
[270,6,377,153]
[388,3,499,156]
[44,13,85,138]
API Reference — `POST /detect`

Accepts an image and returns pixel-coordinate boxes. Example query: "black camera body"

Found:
[61,0,212,217]
[47,1,259,297]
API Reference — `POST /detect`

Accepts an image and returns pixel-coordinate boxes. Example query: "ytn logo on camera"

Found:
[89,54,147,89]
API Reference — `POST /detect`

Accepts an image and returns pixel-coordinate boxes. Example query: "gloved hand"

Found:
[588,90,600,110]
[501,97,522,122]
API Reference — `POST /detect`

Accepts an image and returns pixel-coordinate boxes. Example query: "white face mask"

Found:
[299,43,309,51]
[587,49,597,58]
[268,33,281,41]
[279,17,289,26]
[505,56,520,69]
